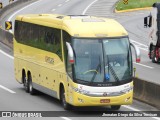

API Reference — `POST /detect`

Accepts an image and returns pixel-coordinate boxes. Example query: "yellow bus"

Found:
[14,14,140,110]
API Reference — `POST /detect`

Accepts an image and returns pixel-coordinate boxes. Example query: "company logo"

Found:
[103,92,108,96]
[45,56,54,64]
[2,112,11,117]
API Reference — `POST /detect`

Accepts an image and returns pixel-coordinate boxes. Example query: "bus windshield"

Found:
[72,37,132,86]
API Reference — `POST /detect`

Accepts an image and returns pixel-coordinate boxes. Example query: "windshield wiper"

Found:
[106,55,120,82]
[89,56,101,85]
[108,63,120,82]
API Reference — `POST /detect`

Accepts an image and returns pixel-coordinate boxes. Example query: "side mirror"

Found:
[144,17,148,27]
[66,42,74,64]
[144,15,152,28]
[130,43,141,63]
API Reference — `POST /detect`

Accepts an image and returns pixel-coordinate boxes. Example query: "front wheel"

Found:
[61,87,71,110]
[111,105,121,110]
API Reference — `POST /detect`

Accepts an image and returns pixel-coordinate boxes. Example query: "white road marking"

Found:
[0,50,14,59]
[58,4,62,7]
[7,0,44,32]
[130,39,148,47]
[130,39,148,51]
[123,105,140,111]
[152,117,160,120]
[133,62,154,69]
[82,0,99,15]
[138,47,148,51]
[8,0,43,21]
[0,85,16,94]
[129,39,153,69]
[61,117,72,120]
[123,105,160,120]
[65,0,70,2]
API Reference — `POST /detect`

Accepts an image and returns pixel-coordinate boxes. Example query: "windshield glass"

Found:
[103,38,132,82]
[72,37,132,85]
[73,39,104,83]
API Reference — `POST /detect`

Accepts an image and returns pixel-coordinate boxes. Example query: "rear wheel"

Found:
[24,76,29,93]
[111,105,121,110]
[28,74,36,95]
[22,72,26,87]
[60,87,71,110]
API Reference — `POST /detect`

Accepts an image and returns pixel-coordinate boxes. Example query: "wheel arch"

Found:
[22,69,26,84]
[59,82,65,100]
[27,70,31,80]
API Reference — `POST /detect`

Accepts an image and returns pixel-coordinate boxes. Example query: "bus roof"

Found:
[16,14,128,37]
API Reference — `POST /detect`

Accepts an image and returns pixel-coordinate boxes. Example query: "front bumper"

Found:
[69,90,133,107]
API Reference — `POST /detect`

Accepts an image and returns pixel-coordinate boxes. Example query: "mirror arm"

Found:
[130,43,141,63]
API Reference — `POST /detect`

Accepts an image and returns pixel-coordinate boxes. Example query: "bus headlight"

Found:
[120,87,133,94]
[72,87,89,95]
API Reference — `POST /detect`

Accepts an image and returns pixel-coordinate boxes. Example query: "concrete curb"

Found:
[133,77,160,109]
[115,7,152,13]
[0,29,13,49]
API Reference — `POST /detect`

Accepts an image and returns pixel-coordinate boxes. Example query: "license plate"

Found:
[100,99,110,103]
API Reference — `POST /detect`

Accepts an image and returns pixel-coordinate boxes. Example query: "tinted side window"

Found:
[14,21,62,60]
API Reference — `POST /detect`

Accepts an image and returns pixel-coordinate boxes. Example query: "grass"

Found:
[116,0,160,11]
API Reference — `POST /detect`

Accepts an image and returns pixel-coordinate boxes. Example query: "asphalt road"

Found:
[0,0,160,120]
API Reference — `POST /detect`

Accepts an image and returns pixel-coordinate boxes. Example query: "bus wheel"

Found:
[28,74,36,95]
[111,105,121,110]
[24,78,29,93]
[22,72,26,87]
[61,87,71,110]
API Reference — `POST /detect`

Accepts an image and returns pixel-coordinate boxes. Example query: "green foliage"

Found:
[116,0,160,11]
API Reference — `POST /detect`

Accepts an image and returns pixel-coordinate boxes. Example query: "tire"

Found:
[111,105,121,110]
[151,47,157,63]
[24,77,29,93]
[22,73,26,87]
[152,53,157,63]
[149,46,152,59]
[61,87,71,110]
[28,74,36,95]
